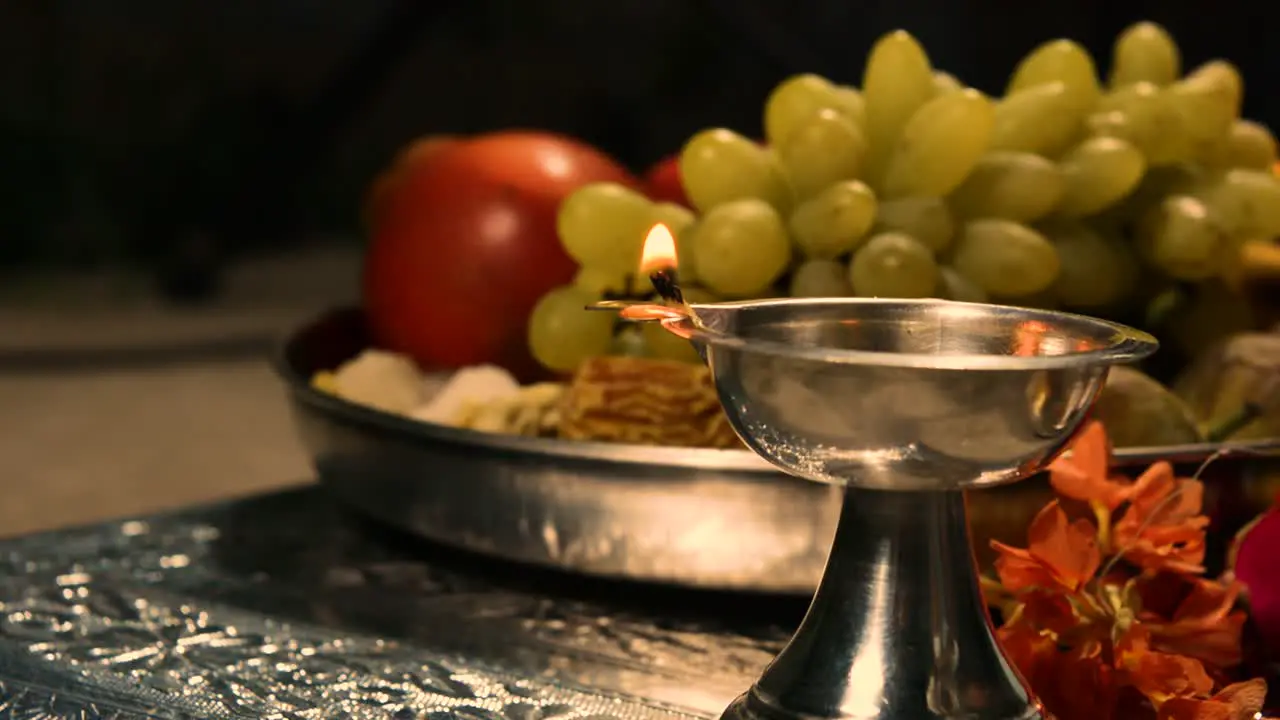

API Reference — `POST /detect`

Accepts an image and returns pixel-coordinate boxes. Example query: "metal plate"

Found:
[275,308,1280,594]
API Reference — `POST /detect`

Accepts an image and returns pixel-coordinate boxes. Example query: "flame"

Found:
[639,223,678,275]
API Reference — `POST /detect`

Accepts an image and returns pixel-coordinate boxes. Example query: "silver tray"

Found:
[276,307,1280,594]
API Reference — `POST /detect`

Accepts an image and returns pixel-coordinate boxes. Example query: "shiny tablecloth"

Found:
[0,488,808,719]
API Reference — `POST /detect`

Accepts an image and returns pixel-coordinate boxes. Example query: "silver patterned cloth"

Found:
[0,489,802,720]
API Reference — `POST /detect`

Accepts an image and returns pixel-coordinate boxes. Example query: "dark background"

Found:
[0,0,1276,296]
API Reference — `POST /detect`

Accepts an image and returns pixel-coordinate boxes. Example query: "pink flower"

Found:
[1228,502,1280,653]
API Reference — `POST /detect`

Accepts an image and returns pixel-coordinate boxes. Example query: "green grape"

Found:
[1201,120,1278,171]
[1084,109,1132,141]
[831,86,867,129]
[573,266,646,297]
[951,220,1060,297]
[1166,61,1242,148]
[777,109,867,200]
[679,286,721,304]
[1093,164,1200,236]
[1002,289,1060,310]
[1107,238,1145,313]
[990,82,1089,157]
[640,321,701,363]
[1137,195,1228,280]
[947,152,1065,223]
[861,30,935,188]
[1093,82,1200,167]
[937,266,988,303]
[689,198,792,298]
[1041,222,1127,308]
[527,285,617,372]
[1190,61,1244,113]
[649,202,700,284]
[933,72,963,96]
[1192,168,1280,239]
[1055,137,1146,217]
[679,128,793,214]
[556,183,654,273]
[1109,22,1181,88]
[765,74,842,146]
[847,233,938,298]
[1144,90,1197,166]
[788,180,878,259]
[882,89,996,199]
[789,259,854,297]
[873,196,955,252]
[1006,39,1102,112]
[1094,82,1164,152]
[1126,165,1202,211]
[649,201,695,236]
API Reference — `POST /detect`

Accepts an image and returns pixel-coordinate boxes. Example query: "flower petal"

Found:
[1038,645,1120,720]
[1126,462,1182,519]
[1049,421,1132,510]
[1069,420,1110,481]
[1229,507,1280,651]
[991,542,1060,592]
[1148,610,1246,669]
[1018,589,1084,635]
[1155,697,1232,720]
[1210,678,1267,716]
[1173,580,1242,626]
[1122,538,1207,577]
[1156,679,1269,720]
[1028,501,1102,591]
[1127,650,1215,701]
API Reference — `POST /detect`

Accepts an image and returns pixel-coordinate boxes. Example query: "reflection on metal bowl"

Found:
[276,307,1280,593]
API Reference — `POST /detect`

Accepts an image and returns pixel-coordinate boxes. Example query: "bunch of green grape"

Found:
[528,21,1280,373]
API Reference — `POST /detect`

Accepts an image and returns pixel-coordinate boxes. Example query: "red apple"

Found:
[362,130,640,380]
[643,154,690,208]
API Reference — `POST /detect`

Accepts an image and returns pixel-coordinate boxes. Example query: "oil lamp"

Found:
[601,229,1160,720]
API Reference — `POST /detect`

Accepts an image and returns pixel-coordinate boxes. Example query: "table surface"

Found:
[0,486,808,720]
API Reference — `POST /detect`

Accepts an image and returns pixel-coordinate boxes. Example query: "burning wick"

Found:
[585,223,694,323]
[638,223,684,305]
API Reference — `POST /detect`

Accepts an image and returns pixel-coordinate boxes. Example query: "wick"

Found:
[647,265,684,305]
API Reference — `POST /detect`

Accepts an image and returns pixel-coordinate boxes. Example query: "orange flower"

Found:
[1038,642,1122,720]
[1122,462,1207,528]
[997,625,1058,689]
[1014,589,1084,636]
[1049,421,1135,511]
[992,501,1101,593]
[1145,579,1248,669]
[1155,678,1267,720]
[988,420,1268,720]
[1113,462,1210,575]
[1117,626,1216,703]
[1002,631,1122,720]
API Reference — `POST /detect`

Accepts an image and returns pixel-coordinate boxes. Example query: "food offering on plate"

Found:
[314,352,741,449]
[339,21,1280,452]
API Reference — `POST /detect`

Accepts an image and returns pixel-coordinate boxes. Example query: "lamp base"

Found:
[721,486,1045,720]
